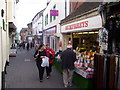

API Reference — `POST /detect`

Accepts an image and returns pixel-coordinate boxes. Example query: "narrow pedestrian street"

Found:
[5,48,77,88]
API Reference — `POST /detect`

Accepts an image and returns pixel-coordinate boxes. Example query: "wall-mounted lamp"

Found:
[1,9,4,17]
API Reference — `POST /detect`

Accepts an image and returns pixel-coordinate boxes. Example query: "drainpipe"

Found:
[65,0,67,17]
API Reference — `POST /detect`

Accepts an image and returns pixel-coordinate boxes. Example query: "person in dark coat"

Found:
[34,44,46,82]
[23,43,25,49]
[30,42,33,49]
[26,42,29,51]
[61,45,76,88]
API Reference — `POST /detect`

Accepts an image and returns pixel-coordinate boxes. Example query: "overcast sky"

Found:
[16,0,47,32]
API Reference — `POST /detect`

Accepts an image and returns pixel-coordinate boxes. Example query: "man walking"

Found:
[26,42,29,51]
[61,45,76,88]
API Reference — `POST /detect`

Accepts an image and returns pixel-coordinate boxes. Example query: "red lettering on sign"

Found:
[65,21,88,30]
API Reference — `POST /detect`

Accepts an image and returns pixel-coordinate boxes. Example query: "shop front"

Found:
[94,2,120,89]
[43,26,57,51]
[60,14,102,88]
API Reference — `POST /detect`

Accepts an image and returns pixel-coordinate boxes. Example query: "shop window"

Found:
[50,15,52,22]
[45,15,46,25]
[50,9,52,22]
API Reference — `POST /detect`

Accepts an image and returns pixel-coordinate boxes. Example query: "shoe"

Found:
[47,76,49,79]
[40,79,43,82]
[69,84,72,87]
[68,82,72,87]
[64,85,68,88]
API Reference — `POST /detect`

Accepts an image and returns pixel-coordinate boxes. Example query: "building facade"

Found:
[27,22,33,42]
[0,0,7,89]
[32,9,45,45]
[60,2,102,50]
[0,0,19,89]
[43,0,70,51]
[20,28,28,42]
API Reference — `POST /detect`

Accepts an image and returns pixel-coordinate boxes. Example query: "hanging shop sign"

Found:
[50,10,59,16]
[61,15,102,33]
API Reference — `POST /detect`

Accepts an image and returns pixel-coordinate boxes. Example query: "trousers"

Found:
[46,63,52,76]
[36,62,44,80]
[63,69,74,86]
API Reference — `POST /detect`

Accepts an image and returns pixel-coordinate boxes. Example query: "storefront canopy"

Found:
[61,15,102,33]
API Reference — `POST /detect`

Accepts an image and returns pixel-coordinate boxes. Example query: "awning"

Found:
[61,15,102,33]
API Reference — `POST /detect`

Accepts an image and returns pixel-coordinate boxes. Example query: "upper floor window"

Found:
[50,9,52,22]
[45,14,48,26]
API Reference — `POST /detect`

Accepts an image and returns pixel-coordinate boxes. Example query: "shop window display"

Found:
[73,32,100,79]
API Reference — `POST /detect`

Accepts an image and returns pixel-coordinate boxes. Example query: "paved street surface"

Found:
[5,48,77,88]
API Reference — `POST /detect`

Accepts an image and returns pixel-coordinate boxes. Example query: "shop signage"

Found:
[43,26,56,36]
[50,10,58,16]
[66,21,88,30]
[61,15,102,33]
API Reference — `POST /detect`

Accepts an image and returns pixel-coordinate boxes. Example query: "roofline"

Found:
[32,8,45,21]
[60,7,98,24]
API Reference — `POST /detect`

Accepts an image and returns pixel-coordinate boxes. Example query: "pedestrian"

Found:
[26,42,29,51]
[23,43,25,49]
[34,44,46,82]
[60,44,76,88]
[30,42,33,49]
[12,43,17,48]
[45,44,55,78]
[19,43,22,50]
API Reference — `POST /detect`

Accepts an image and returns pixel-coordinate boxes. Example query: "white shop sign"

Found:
[61,15,102,33]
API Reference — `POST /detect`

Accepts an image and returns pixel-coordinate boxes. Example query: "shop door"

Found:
[73,38,79,49]
[50,36,55,51]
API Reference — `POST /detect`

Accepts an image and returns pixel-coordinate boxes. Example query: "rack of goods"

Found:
[74,51,97,79]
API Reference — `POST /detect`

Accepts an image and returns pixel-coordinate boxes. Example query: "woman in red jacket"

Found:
[45,44,55,79]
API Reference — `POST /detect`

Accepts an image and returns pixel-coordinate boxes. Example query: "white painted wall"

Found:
[7,0,17,26]
[32,15,43,36]
[43,0,66,32]
[66,0,70,16]
[0,0,18,89]
[43,0,70,51]
[0,0,7,89]
[7,0,18,62]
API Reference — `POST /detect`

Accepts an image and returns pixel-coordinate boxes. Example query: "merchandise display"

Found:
[74,51,96,79]
[73,31,100,78]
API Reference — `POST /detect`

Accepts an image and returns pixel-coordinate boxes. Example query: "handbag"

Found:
[41,57,49,67]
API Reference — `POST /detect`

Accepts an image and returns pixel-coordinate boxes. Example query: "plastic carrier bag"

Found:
[41,57,49,67]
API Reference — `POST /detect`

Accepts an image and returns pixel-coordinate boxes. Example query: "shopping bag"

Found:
[55,54,61,62]
[41,57,49,67]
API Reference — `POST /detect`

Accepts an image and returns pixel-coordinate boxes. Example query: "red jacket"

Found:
[45,48,55,64]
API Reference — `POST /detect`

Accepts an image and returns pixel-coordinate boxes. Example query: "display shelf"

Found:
[75,67,93,79]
